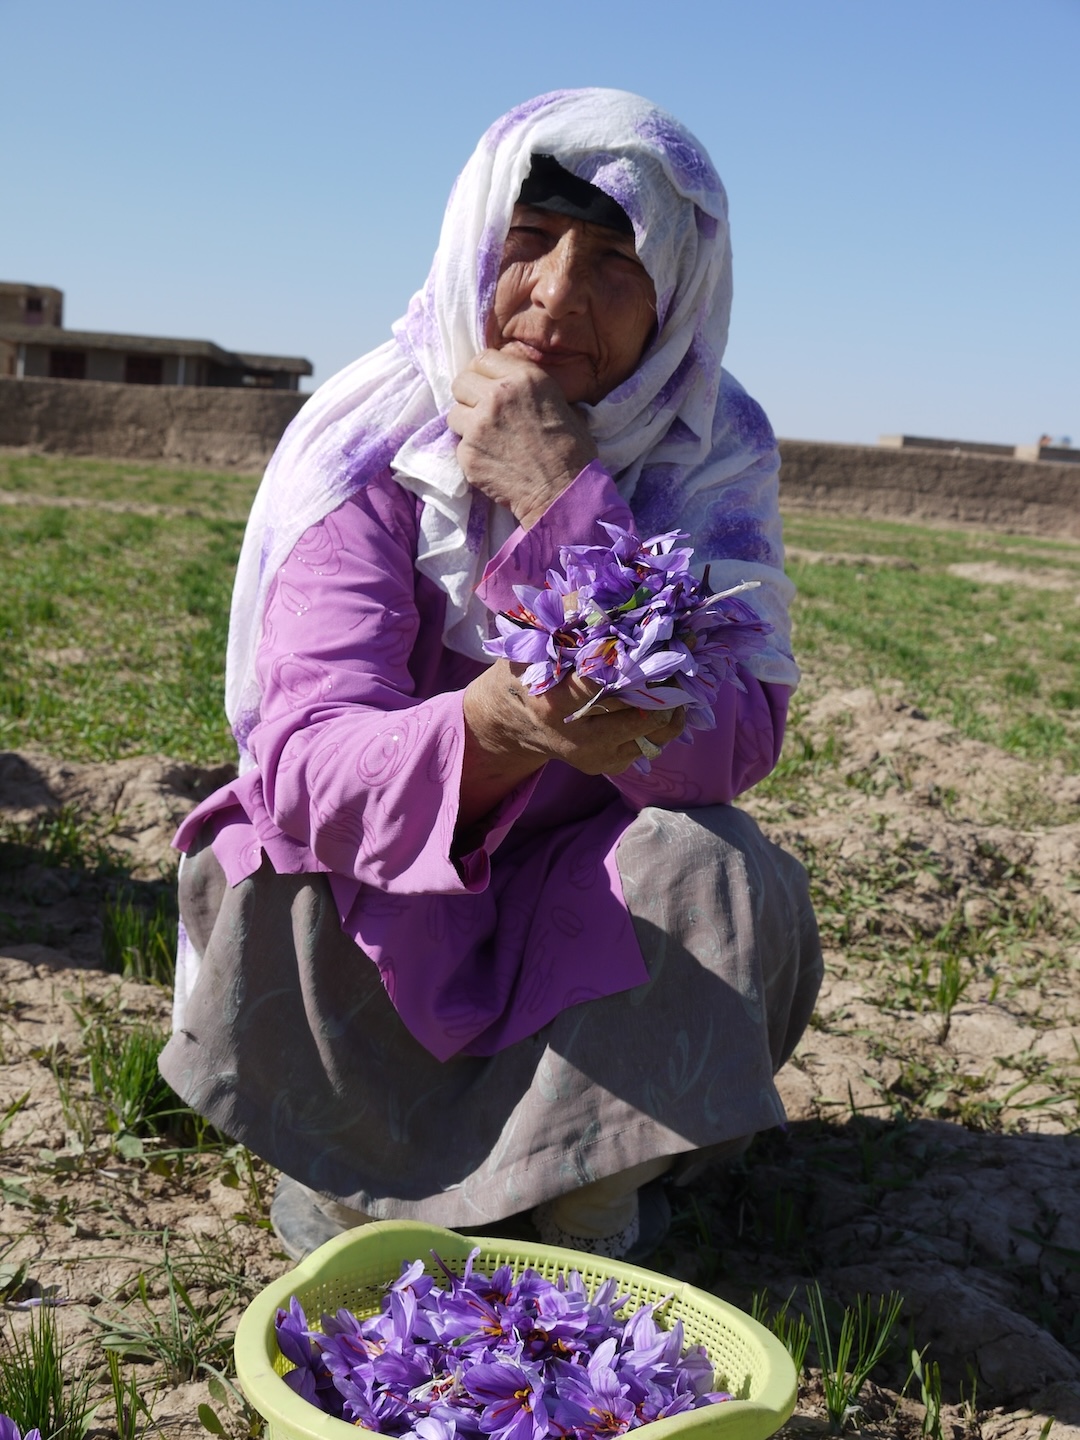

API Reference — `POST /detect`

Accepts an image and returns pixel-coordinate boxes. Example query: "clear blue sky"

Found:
[4,0,1077,446]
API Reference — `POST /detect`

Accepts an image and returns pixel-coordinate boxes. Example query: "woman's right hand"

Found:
[448,351,597,530]
[459,659,685,826]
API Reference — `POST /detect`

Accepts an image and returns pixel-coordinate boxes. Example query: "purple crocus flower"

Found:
[437,1285,522,1353]
[518,1284,592,1364]
[626,1376,699,1426]
[406,1418,461,1440]
[488,585,589,695]
[407,1362,475,1425]
[0,1419,42,1440]
[552,1339,637,1438]
[463,1358,551,1440]
[563,1274,630,1342]
[274,1297,344,1417]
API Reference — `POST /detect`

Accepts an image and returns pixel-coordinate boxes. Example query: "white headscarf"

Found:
[226,88,797,765]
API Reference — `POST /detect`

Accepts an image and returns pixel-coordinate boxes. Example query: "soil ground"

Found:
[2,670,1079,1437]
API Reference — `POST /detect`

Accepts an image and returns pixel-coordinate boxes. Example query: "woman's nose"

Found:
[532,236,590,316]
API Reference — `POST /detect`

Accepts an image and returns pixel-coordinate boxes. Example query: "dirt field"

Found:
[2,669,1079,1436]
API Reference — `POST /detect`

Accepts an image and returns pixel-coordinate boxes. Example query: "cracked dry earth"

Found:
[1,684,1079,1439]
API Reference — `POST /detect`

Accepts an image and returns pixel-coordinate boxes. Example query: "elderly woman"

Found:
[159,89,821,1264]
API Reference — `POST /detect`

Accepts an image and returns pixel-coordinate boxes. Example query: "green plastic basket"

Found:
[235,1220,797,1440]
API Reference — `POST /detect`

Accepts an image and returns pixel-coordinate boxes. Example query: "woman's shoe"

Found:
[623,1179,672,1264]
[270,1175,348,1261]
[531,1178,672,1263]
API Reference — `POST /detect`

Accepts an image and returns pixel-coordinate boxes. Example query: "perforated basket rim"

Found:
[234,1220,796,1440]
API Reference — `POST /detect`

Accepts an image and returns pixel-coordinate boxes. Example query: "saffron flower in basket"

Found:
[274,1249,732,1436]
[482,523,772,736]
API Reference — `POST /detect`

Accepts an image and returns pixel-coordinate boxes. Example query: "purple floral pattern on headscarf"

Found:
[578,155,644,231]
[475,223,505,338]
[398,282,443,367]
[652,346,698,413]
[483,90,576,149]
[465,492,488,554]
[630,463,684,534]
[635,112,723,198]
[696,494,779,567]
[723,383,777,456]
[340,424,413,488]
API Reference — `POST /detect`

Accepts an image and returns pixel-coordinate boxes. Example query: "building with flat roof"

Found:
[880,432,1079,465]
[0,281,64,328]
[0,283,312,391]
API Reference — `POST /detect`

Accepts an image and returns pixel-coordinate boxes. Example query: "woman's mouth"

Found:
[503,338,587,367]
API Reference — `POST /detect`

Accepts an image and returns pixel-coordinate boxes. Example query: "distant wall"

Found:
[0,375,307,473]
[1,377,1077,540]
[777,438,1080,541]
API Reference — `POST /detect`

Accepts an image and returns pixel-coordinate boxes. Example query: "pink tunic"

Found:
[175,462,788,1061]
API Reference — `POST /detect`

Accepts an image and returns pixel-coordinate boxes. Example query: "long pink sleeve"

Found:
[252,478,550,894]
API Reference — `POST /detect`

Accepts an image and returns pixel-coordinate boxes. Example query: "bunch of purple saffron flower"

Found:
[275,1249,732,1438]
[483,524,772,748]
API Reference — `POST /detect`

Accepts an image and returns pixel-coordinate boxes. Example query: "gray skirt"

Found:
[158,804,821,1227]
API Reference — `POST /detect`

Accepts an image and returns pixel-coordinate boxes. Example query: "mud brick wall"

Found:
[1,376,1077,540]
[0,376,307,473]
[777,438,1080,541]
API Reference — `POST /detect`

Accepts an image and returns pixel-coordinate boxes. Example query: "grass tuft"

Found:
[0,805,124,875]
[107,1347,159,1440]
[0,1305,95,1440]
[84,1019,177,1139]
[751,1288,812,1376]
[806,1282,905,1432]
[90,1232,244,1384]
[102,886,178,986]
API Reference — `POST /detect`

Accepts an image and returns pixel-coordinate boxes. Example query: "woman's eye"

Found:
[503,227,551,257]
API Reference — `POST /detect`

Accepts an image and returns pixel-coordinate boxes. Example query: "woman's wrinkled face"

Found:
[484,204,657,406]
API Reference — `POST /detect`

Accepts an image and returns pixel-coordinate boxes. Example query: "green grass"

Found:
[782,512,1080,772]
[0,451,258,518]
[48,988,215,1154]
[0,454,257,766]
[84,1019,178,1140]
[0,804,125,874]
[107,1347,159,1440]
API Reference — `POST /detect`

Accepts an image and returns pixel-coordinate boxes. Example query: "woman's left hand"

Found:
[458,660,686,829]
[448,350,598,529]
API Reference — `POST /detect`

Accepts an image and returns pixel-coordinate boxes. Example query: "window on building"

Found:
[124,354,164,385]
[49,349,87,380]
[25,296,43,314]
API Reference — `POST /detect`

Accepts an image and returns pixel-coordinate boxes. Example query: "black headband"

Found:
[516,153,634,236]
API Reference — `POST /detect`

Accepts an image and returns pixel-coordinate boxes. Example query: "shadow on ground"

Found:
[661,1116,1080,1411]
